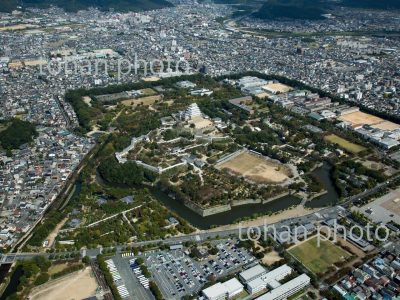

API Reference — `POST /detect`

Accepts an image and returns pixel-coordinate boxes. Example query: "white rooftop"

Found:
[239,264,267,282]
[256,274,311,300]
[183,103,202,120]
[202,278,244,299]
[202,282,225,299]
[224,278,244,295]
[247,264,292,290]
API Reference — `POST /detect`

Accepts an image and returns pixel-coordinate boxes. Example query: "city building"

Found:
[239,264,267,283]
[255,274,311,300]
[246,264,293,294]
[202,278,244,300]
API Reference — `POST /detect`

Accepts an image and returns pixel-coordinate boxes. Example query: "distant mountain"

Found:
[341,0,400,9]
[253,0,326,20]
[0,0,173,13]
[252,0,400,21]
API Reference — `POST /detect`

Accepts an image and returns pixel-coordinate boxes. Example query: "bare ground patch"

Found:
[217,152,291,184]
[29,267,98,300]
[381,198,400,216]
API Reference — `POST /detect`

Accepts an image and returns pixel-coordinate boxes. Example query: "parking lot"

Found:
[144,240,255,299]
[112,254,154,300]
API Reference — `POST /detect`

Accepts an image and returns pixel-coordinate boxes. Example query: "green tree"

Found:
[34,273,50,286]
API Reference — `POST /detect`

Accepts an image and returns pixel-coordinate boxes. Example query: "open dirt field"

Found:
[339,111,384,126]
[339,111,400,130]
[262,250,283,266]
[381,198,400,216]
[255,92,270,99]
[217,151,291,184]
[208,206,318,233]
[121,95,161,107]
[371,121,400,130]
[142,76,160,82]
[24,59,47,67]
[288,236,351,275]
[359,160,398,177]
[188,116,214,129]
[325,134,366,154]
[262,83,292,94]
[29,267,98,300]
[44,217,68,248]
[82,96,92,107]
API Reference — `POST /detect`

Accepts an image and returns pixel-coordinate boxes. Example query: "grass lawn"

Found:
[287,289,307,300]
[48,263,68,276]
[121,95,161,108]
[325,134,366,154]
[139,88,157,96]
[288,236,351,275]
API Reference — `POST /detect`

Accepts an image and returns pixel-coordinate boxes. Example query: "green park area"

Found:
[325,134,367,154]
[288,236,351,275]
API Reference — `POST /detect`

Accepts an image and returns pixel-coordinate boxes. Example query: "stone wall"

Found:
[184,201,231,217]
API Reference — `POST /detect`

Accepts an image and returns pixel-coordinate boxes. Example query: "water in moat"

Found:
[151,162,339,229]
[0,265,23,300]
[305,162,340,208]
[151,188,302,229]
[92,162,339,229]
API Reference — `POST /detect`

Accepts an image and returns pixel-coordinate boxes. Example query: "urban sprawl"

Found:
[0,2,400,300]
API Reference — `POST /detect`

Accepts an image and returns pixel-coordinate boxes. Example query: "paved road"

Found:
[0,206,339,263]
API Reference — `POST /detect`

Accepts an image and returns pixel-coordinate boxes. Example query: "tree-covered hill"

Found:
[253,0,326,20]
[0,119,38,150]
[342,0,400,9]
[252,0,400,21]
[0,0,173,13]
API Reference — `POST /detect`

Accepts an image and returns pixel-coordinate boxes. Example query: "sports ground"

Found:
[288,236,351,275]
[339,111,400,130]
[324,134,366,154]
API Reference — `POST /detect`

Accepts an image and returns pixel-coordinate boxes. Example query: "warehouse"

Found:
[256,274,311,300]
